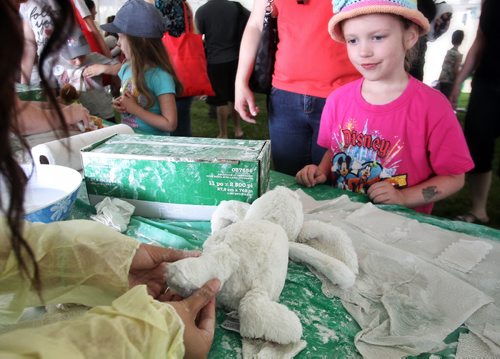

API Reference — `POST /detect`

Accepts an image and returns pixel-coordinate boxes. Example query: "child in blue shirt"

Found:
[102,0,182,135]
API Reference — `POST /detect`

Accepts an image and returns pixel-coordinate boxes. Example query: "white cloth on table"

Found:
[295,191,499,358]
[456,331,494,359]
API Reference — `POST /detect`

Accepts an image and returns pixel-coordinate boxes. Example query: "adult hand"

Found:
[296,164,327,187]
[129,244,200,298]
[235,83,259,124]
[367,181,405,206]
[168,279,220,359]
[62,103,90,129]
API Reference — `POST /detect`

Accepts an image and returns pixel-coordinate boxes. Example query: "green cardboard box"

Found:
[16,83,46,101]
[81,134,271,220]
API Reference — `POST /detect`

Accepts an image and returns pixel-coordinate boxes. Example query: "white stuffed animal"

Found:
[165,186,358,345]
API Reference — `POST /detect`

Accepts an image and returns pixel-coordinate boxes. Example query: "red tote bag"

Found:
[162,3,214,97]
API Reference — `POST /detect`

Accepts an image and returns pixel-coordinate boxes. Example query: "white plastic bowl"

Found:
[22,165,82,223]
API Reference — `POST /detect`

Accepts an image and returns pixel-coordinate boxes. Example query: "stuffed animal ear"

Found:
[245,186,303,241]
[211,200,250,233]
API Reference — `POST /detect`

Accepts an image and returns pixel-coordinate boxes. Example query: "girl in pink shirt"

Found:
[296,0,473,214]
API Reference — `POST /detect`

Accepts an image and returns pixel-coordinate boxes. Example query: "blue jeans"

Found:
[172,97,193,137]
[268,88,327,176]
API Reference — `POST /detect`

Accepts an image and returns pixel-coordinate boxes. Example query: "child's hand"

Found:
[112,96,126,113]
[119,91,140,114]
[296,165,327,187]
[83,64,106,78]
[367,181,405,206]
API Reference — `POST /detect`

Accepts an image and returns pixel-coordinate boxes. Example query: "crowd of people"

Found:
[1,0,498,356]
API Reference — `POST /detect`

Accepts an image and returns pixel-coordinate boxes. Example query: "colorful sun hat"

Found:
[328,0,430,42]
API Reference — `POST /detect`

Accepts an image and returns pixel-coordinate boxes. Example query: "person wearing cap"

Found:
[296,0,473,215]
[46,28,120,122]
[101,0,182,135]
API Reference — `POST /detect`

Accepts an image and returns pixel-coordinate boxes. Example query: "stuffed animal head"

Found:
[212,186,304,240]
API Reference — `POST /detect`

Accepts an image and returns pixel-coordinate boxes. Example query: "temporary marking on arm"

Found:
[422,186,438,202]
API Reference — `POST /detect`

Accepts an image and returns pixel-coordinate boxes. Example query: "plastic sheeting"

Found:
[69,171,500,358]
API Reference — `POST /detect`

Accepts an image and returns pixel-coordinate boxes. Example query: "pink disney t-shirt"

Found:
[318,76,474,214]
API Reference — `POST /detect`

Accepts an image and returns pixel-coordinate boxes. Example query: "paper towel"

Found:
[30,124,134,171]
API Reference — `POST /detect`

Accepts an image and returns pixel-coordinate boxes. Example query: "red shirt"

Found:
[272,0,360,98]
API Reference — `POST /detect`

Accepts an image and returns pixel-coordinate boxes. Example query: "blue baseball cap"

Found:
[100,0,165,39]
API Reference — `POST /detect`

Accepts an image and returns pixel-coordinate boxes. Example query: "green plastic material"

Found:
[81,134,271,206]
[70,171,500,358]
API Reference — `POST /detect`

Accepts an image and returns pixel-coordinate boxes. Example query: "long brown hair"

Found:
[2,0,73,293]
[125,35,182,108]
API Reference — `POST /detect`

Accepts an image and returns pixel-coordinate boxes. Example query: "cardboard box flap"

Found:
[82,134,266,162]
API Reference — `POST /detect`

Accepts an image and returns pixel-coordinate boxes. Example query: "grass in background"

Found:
[191,93,500,229]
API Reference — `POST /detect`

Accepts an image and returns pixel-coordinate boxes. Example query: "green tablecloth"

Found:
[70,171,500,358]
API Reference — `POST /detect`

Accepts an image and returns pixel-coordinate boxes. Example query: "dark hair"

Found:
[417,0,437,22]
[85,0,96,12]
[451,29,464,46]
[2,0,73,294]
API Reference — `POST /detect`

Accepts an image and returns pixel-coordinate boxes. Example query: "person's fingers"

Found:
[314,172,327,185]
[309,168,320,186]
[158,290,183,302]
[236,99,258,124]
[295,172,303,185]
[183,278,220,315]
[144,244,200,264]
[196,297,216,336]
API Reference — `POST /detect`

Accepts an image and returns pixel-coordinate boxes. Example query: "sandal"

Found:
[455,213,490,225]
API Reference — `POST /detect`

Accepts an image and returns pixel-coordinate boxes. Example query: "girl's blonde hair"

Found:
[126,35,183,108]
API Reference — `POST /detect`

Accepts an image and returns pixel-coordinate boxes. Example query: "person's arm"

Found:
[0,281,219,358]
[453,53,463,77]
[15,98,90,135]
[0,217,218,358]
[82,16,112,58]
[295,150,332,187]
[114,92,178,132]
[83,62,122,77]
[21,20,37,84]
[449,26,485,105]
[234,0,268,123]
[367,173,465,209]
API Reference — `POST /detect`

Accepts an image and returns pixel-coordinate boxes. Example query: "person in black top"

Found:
[196,0,249,138]
[450,0,499,225]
